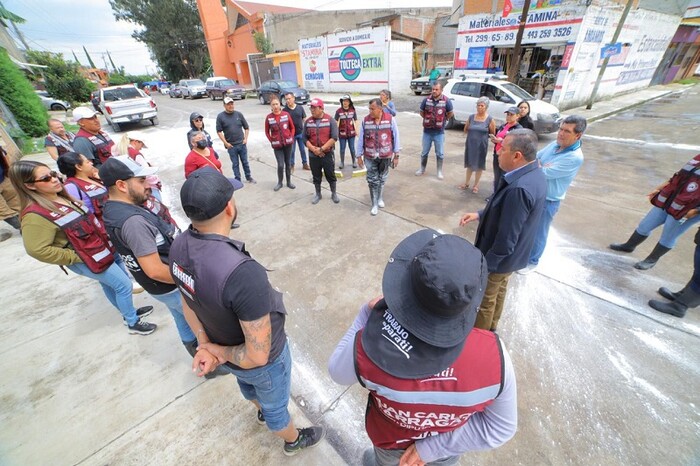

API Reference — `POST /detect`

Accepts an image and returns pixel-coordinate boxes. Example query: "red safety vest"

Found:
[65,177,108,220]
[75,129,115,164]
[22,202,115,273]
[651,154,700,220]
[266,111,295,148]
[422,95,449,130]
[362,114,394,159]
[336,109,357,139]
[354,328,504,449]
[305,114,334,148]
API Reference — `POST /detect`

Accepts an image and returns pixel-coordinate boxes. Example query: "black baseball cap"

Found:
[180,167,243,221]
[98,155,158,187]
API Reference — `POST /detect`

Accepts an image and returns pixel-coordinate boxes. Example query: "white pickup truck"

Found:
[99,84,158,132]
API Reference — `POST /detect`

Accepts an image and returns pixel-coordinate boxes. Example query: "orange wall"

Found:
[224,17,263,87]
[197,0,238,80]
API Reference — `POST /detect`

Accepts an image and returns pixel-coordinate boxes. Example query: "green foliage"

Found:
[253,32,273,55]
[0,49,48,138]
[109,0,208,81]
[108,73,130,86]
[26,51,94,106]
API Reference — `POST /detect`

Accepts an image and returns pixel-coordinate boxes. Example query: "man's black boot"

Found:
[610,231,647,252]
[330,182,339,204]
[311,185,322,204]
[649,287,700,318]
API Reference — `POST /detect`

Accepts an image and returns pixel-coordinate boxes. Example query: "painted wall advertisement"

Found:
[299,26,390,93]
[455,5,586,70]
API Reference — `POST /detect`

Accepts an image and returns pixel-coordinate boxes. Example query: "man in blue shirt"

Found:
[520,115,586,274]
[416,83,453,180]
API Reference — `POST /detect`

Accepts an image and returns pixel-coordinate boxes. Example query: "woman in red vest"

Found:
[9,160,156,334]
[264,96,296,191]
[334,95,358,169]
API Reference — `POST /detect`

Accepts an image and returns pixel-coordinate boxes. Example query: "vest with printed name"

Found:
[336,109,357,139]
[266,111,295,148]
[75,129,114,165]
[362,114,394,159]
[305,114,334,149]
[168,229,288,369]
[422,95,449,130]
[22,202,115,273]
[65,177,108,220]
[651,154,700,220]
[102,197,179,295]
[354,328,504,449]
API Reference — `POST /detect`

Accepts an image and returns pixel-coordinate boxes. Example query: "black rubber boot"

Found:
[634,243,671,270]
[352,155,357,168]
[649,287,700,318]
[339,153,345,169]
[330,182,339,204]
[658,283,689,301]
[415,157,428,176]
[311,185,322,204]
[274,168,283,191]
[4,215,20,230]
[286,166,295,189]
[609,231,648,252]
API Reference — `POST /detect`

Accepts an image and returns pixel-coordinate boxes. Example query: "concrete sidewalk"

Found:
[1,82,697,466]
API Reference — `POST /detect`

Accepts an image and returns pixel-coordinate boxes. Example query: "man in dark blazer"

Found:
[460,129,546,331]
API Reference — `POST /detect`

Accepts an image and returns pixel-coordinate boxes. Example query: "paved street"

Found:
[1,84,699,465]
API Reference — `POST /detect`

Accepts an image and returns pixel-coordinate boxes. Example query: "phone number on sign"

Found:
[464,26,574,46]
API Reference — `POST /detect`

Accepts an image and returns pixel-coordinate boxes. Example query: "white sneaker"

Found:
[517,264,537,275]
[132,282,145,294]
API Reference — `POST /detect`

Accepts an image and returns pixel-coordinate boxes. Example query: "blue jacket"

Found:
[476,161,547,273]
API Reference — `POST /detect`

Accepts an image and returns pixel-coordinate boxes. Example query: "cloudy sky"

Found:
[5,0,452,75]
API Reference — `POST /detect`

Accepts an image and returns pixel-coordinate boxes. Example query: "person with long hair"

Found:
[264,96,296,191]
[185,132,224,179]
[517,101,535,131]
[9,160,156,334]
[116,131,162,201]
[334,95,358,169]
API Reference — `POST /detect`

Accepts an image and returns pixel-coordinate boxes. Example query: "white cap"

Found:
[72,106,98,122]
[223,96,235,104]
[127,130,148,148]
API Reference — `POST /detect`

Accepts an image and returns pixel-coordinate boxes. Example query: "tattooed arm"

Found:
[198,314,272,369]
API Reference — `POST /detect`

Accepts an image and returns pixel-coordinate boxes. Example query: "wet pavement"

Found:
[1,83,698,465]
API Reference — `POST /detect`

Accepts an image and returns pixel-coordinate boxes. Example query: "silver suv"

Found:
[443,75,561,134]
[178,79,207,99]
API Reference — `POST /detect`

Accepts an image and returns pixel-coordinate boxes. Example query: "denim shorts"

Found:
[223,340,292,431]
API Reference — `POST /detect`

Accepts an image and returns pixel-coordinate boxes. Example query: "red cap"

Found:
[309,98,324,109]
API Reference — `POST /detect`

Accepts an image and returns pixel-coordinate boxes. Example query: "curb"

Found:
[584,90,678,123]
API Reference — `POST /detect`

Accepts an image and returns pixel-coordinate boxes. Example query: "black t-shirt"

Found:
[215,110,249,145]
[283,104,306,136]
[219,260,287,363]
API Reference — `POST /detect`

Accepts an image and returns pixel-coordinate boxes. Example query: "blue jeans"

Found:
[227,144,252,181]
[692,241,700,293]
[290,134,307,166]
[339,137,356,159]
[420,132,445,160]
[67,261,138,325]
[151,289,195,343]
[529,200,560,265]
[635,206,700,248]
[222,341,292,432]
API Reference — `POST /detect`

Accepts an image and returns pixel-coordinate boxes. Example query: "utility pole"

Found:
[586,0,634,109]
[507,0,532,84]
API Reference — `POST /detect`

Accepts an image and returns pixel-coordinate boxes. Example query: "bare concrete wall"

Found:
[265,8,451,52]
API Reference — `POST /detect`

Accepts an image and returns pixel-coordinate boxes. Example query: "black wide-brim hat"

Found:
[361,229,488,378]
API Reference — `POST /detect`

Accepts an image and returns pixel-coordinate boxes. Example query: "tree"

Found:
[109,0,208,81]
[26,51,94,106]
[0,48,48,138]
[253,32,273,55]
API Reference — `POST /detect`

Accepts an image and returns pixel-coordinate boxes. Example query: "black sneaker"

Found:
[256,409,265,426]
[283,426,325,456]
[128,318,157,335]
[122,306,154,325]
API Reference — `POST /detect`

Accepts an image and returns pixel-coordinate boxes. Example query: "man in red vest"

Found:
[329,229,517,466]
[72,107,115,168]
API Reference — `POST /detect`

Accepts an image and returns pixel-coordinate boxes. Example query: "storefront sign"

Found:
[299,36,329,91]
[600,43,622,59]
[327,26,389,85]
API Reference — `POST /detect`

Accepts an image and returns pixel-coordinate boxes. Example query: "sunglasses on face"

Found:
[33,171,60,183]
[194,118,203,122]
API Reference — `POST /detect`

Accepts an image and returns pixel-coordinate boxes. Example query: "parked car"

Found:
[410,62,454,95]
[442,75,562,134]
[169,85,182,98]
[257,80,309,105]
[35,91,71,111]
[99,84,158,132]
[178,79,207,99]
[158,85,171,95]
[205,76,245,100]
